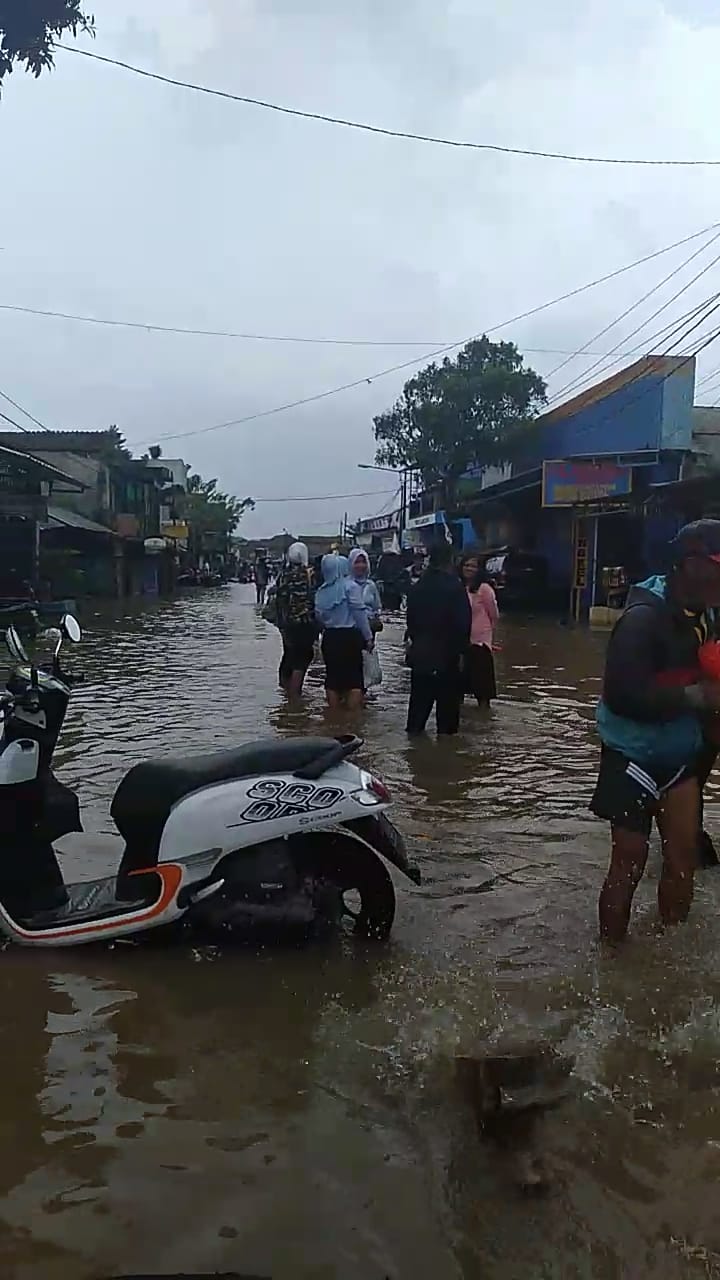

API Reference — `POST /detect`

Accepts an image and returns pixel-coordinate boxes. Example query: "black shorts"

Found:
[279,622,316,680]
[589,746,694,835]
[322,627,364,693]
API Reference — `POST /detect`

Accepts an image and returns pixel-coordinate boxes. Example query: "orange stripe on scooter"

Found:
[0,864,184,943]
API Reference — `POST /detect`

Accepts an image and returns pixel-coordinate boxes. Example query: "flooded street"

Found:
[4,583,720,1279]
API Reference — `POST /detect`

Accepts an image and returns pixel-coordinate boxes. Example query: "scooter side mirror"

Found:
[5,625,28,664]
[62,614,81,643]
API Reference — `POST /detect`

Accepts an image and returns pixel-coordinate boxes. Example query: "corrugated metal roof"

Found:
[46,506,115,535]
[0,443,85,490]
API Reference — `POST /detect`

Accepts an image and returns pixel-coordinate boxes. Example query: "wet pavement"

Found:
[3,583,720,1279]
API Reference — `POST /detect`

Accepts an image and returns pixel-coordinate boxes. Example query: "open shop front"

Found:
[569,504,647,622]
[542,458,644,622]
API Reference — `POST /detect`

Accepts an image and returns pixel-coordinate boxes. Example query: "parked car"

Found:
[483,549,549,609]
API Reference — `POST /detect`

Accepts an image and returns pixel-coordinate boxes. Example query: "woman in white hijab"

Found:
[274,542,317,697]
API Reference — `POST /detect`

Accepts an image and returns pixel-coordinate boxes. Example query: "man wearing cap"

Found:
[591,519,720,942]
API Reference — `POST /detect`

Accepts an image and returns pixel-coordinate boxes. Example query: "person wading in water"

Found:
[315,554,373,711]
[459,552,500,709]
[274,541,317,698]
[348,548,383,632]
[405,542,471,736]
[254,554,269,606]
[591,520,720,943]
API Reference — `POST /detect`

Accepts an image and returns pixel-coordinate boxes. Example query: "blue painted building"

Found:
[442,354,700,613]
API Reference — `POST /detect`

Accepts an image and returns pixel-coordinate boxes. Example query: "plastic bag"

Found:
[363,647,382,688]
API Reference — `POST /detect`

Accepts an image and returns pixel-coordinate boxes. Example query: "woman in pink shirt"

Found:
[459,553,500,707]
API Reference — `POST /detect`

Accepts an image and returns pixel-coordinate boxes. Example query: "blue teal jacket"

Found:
[596,575,705,770]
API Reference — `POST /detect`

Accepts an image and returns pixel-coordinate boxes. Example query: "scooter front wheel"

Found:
[295,836,396,941]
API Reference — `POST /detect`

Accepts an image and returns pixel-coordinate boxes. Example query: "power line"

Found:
[128,222,720,447]
[367,487,401,520]
[696,358,720,388]
[0,386,49,433]
[0,297,696,361]
[284,518,351,530]
[545,227,720,386]
[545,296,720,406]
[0,301,449,348]
[545,294,720,411]
[546,306,720,449]
[0,303,693,363]
[546,238,720,407]
[0,409,30,433]
[57,44,720,169]
[5,298,719,364]
[694,366,720,397]
[547,246,720,404]
[0,387,118,487]
[253,487,395,503]
[700,378,720,399]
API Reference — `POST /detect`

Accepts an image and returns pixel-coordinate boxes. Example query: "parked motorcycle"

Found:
[0,619,419,948]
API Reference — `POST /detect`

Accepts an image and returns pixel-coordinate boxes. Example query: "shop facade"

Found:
[446,355,700,616]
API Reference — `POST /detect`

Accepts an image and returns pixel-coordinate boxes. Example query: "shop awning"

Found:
[45,506,116,535]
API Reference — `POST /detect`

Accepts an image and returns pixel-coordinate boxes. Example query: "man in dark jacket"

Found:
[405,541,471,736]
[592,519,720,942]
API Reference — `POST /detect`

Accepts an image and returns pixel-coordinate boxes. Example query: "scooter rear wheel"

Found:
[296,836,396,941]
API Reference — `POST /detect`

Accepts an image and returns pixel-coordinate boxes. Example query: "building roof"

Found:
[0,443,85,490]
[539,355,689,425]
[0,430,117,453]
[46,506,115,535]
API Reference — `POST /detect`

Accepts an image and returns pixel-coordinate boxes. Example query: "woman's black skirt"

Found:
[322,627,365,693]
[279,621,317,683]
[464,643,497,704]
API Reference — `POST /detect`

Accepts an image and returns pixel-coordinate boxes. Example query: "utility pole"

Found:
[399,469,408,550]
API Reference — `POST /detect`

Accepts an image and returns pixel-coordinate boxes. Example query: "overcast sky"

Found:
[2,0,720,536]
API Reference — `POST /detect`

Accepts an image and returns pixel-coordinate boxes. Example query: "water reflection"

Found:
[1,945,445,1279]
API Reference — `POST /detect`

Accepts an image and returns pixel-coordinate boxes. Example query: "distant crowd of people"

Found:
[256,540,500,733]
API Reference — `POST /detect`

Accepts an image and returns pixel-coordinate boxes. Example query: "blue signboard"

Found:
[542,460,632,507]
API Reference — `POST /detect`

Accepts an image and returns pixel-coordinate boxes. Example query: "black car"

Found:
[483,549,549,609]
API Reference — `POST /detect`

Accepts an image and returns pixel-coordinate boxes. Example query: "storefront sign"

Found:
[355,510,399,535]
[542,461,632,507]
[143,537,167,554]
[161,521,189,540]
[574,533,589,589]
[405,510,446,530]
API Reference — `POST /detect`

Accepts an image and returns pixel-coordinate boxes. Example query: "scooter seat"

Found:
[111,737,342,863]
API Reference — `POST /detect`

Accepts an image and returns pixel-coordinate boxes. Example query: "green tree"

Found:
[373,337,547,507]
[181,473,255,556]
[0,1,94,89]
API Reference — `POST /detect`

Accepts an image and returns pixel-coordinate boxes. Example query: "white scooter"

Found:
[0,619,419,948]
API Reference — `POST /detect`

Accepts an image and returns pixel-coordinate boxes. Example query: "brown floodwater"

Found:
[3,583,720,1280]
